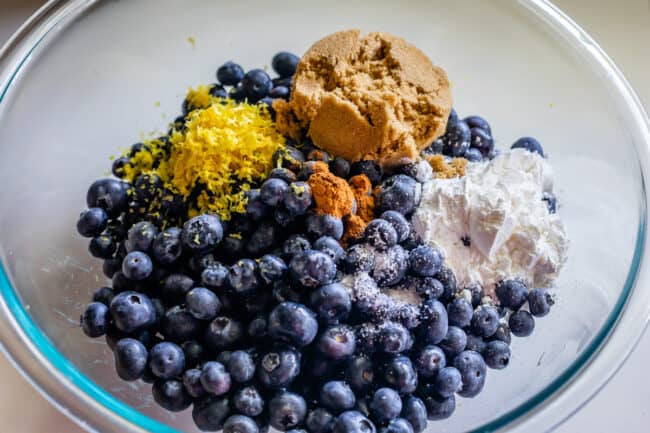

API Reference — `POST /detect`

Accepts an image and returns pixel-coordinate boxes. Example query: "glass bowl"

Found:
[0,0,649,432]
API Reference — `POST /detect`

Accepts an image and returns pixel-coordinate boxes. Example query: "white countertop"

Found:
[0,1,648,432]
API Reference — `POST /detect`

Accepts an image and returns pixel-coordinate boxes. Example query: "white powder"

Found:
[412,149,568,294]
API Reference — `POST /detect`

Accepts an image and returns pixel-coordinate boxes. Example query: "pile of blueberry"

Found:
[77,53,556,433]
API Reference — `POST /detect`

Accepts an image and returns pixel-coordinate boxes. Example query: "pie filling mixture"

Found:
[77,30,568,433]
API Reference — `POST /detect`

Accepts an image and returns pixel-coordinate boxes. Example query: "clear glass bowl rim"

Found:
[0,1,648,432]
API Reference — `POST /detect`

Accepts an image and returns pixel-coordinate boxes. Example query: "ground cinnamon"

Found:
[343,174,376,242]
[307,169,355,218]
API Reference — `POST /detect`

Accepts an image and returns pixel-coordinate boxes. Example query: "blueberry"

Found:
[364,219,398,251]
[89,234,117,259]
[413,345,446,379]
[289,250,336,288]
[102,257,122,278]
[401,276,443,300]
[257,346,301,388]
[447,298,473,328]
[111,155,130,178]
[310,283,351,324]
[125,221,157,253]
[192,396,231,431]
[378,322,413,354]
[114,337,148,381]
[495,279,528,310]
[151,227,183,265]
[542,192,557,214]
[333,411,376,433]
[432,367,461,398]
[491,323,512,345]
[372,245,409,286]
[121,251,153,281]
[435,266,457,302]
[77,208,108,238]
[162,273,194,304]
[285,181,313,216]
[511,136,544,156]
[200,361,231,396]
[380,211,410,243]
[86,178,129,217]
[471,305,500,338]
[408,246,443,277]
[204,316,244,351]
[343,243,375,273]
[152,379,192,412]
[321,381,356,414]
[463,147,483,162]
[377,175,421,216]
[269,85,290,99]
[423,394,455,420]
[384,355,418,394]
[267,302,317,346]
[345,356,374,393]
[181,214,224,254]
[529,289,554,317]
[186,287,221,320]
[401,396,426,433]
[282,235,311,260]
[350,160,383,185]
[317,324,356,360]
[170,340,196,369]
[201,263,229,289]
[442,120,471,157]
[380,418,413,433]
[418,300,449,344]
[307,408,336,433]
[314,236,345,263]
[370,388,402,423]
[210,84,229,99]
[234,386,265,416]
[245,189,272,221]
[255,254,286,284]
[439,326,467,357]
[224,415,259,433]
[330,157,351,178]
[161,306,201,342]
[466,333,487,353]
[453,350,487,398]
[483,340,511,370]
[261,178,289,207]
[272,51,300,78]
[80,302,109,338]
[92,286,115,306]
[269,391,307,430]
[306,213,345,240]
[469,127,493,155]
[228,259,260,296]
[247,315,268,340]
[110,291,155,333]
[509,310,535,337]
[217,61,245,85]
[274,145,305,172]
[463,115,491,135]
[183,368,206,398]
[226,350,256,383]
[149,342,185,379]
[240,69,273,102]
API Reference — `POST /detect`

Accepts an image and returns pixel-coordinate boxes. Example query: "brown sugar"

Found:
[425,154,467,179]
[274,30,452,168]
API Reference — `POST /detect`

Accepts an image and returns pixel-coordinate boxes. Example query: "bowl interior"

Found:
[0,0,644,432]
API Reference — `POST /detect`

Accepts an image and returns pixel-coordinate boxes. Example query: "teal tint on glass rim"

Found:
[0,0,649,432]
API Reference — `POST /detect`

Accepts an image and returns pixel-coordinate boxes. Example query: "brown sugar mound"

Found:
[274,30,453,168]
[425,154,467,179]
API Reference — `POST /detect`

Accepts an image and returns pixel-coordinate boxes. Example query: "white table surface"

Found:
[0,1,648,432]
